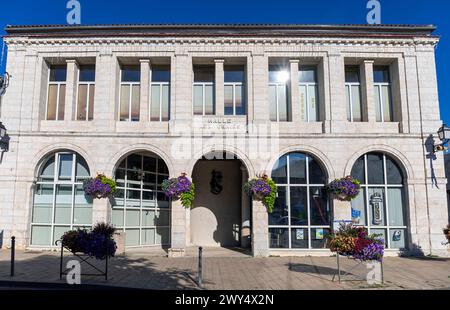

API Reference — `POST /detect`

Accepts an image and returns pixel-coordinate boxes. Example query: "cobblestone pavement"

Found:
[0,249,449,290]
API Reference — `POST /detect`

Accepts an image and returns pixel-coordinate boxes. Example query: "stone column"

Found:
[94,51,116,128]
[328,53,346,132]
[251,52,269,124]
[289,59,300,123]
[171,51,192,127]
[361,60,375,122]
[215,59,225,116]
[65,59,79,121]
[139,59,150,122]
[169,200,187,257]
[241,165,251,248]
[252,200,269,257]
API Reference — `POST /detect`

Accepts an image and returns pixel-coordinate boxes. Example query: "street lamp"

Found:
[0,122,9,152]
[434,124,450,153]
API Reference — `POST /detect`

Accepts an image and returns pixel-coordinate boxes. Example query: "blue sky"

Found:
[0,0,449,124]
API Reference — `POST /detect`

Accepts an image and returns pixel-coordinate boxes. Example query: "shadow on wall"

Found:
[0,230,3,249]
[399,243,425,258]
[0,252,201,289]
[425,134,438,188]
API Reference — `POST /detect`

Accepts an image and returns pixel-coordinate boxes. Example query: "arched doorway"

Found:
[111,152,170,247]
[190,151,250,248]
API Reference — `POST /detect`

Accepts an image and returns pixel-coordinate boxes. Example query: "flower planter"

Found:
[326,176,361,202]
[161,173,195,208]
[244,174,277,213]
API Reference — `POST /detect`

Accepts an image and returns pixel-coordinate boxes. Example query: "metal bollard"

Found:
[198,246,203,288]
[10,236,15,277]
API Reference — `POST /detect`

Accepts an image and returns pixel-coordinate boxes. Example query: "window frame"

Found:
[373,68,393,123]
[298,67,319,122]
[30,152,92,247]
[192,81,215,116]
[45,66,67,121]
[345,67,362,122]
[75,67,95,121]
[119,67,141,122]
[269,82,290,122]
[224,82,245,116]
[269,153,330,250]
[150,81,170,122]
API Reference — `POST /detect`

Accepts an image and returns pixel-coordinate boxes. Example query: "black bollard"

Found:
[10,236,15,277]
[198,246,203,288]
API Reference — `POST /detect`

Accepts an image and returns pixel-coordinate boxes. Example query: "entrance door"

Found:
[191,160,242,247]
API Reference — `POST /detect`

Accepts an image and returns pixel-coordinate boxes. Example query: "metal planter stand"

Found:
[332,253,384,284]
[56,239,109,281]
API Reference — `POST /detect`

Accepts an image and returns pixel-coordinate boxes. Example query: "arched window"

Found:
[269,152,330,249]
[351,152,407,249]
[112,153,170,247]
[31,152,91,246]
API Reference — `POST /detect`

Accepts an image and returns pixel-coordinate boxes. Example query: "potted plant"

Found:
[326,176,361,201]
[161,173,195,208]
[83,173,117,199]
[244,174,277,213]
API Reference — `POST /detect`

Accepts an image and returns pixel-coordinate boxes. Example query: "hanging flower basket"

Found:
[326,176,361,201]
[161,173,195,209]
[83,174,117,199]
[244,174,277,213]
[328,223,384,262]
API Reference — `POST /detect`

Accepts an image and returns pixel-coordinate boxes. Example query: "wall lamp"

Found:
[434,124,450,153]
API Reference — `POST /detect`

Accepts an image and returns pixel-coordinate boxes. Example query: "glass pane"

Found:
[269,85,277,121]
[76,156,90,181]
[269,228,289,248]
[194,67,214,82]
[351,188,367,225]
[141,228,155,245]
[269,186,288,225]
[387,188,405,226]
[151,66,170,82]
[125,229,139,246]
[54,226,70,244]
[150,84,161,121]
[269,67,289,83]
[131,85,140,121]
[382,85,392,122]
[224,85,233,115]
[157,194,169,208]
[289,153,306,184]
[346,85,351,121]
[235,84,245,115]
[351,156,365,184]
[33,184,53,223]
[126,209,140,226]
[120,85,130,121]
[371,228,387,248]
[368,188,386,226]
[157,210,170,226]
[299,85,307,121]
[47,84,58,120]
[31,226,51,246]
[79,66,95,82]
[143,156,156,172]
[193,85,203,115]
[277,85,288,121]
[389,229,406,249]
[345,67,360,83]
[224,66,245,83]
[161,84,170,121]
[374,86,382,122]
[311,228,331,249]
[121,66,140,82]
[308,85,318,121]
[291,228,308,248]
[74,185,92,224]
[351,85,362,122]
[141,210,156,226]
[299,66,316,83]
[367,153,384,184]
[112,208,124,227]
[373,67,390,83]
[290,187,308,225]
[128,154,142,171]
[58,154,73,180]
[88,85,95,120]
[205,84,214,115]
[271,155,287,184]
[55,185,72,224]
[39,157,55,181]
[309,156,326,184]
[49,66,67,82]
[386,157,403,184]
[310,187,329,225]
[58,85,66,120]
[158,158,169,174]
[155,227,170,245]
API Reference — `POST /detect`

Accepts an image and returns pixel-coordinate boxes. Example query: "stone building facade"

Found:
[0,24,448,257]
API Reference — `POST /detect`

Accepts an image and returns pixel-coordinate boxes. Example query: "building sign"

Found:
[370,192,383,225]
[296,229,304,240]
[315,229,324,240]
[199,117,247,131]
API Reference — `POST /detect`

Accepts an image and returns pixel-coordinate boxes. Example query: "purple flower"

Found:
[161,173,193,199]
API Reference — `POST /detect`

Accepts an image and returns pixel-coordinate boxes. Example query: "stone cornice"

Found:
[3,36,439,49]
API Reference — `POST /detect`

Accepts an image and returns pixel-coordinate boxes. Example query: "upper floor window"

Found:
[150,65,170,121]
[345,66,362,122]
[269,66,290,122]
[46,65,67,121]
[76,65,95,121]
[120,65,140,122]
[193,66,214,115]
[224,66,246,116]
[373,66,393,122]
[299,66,319,122]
